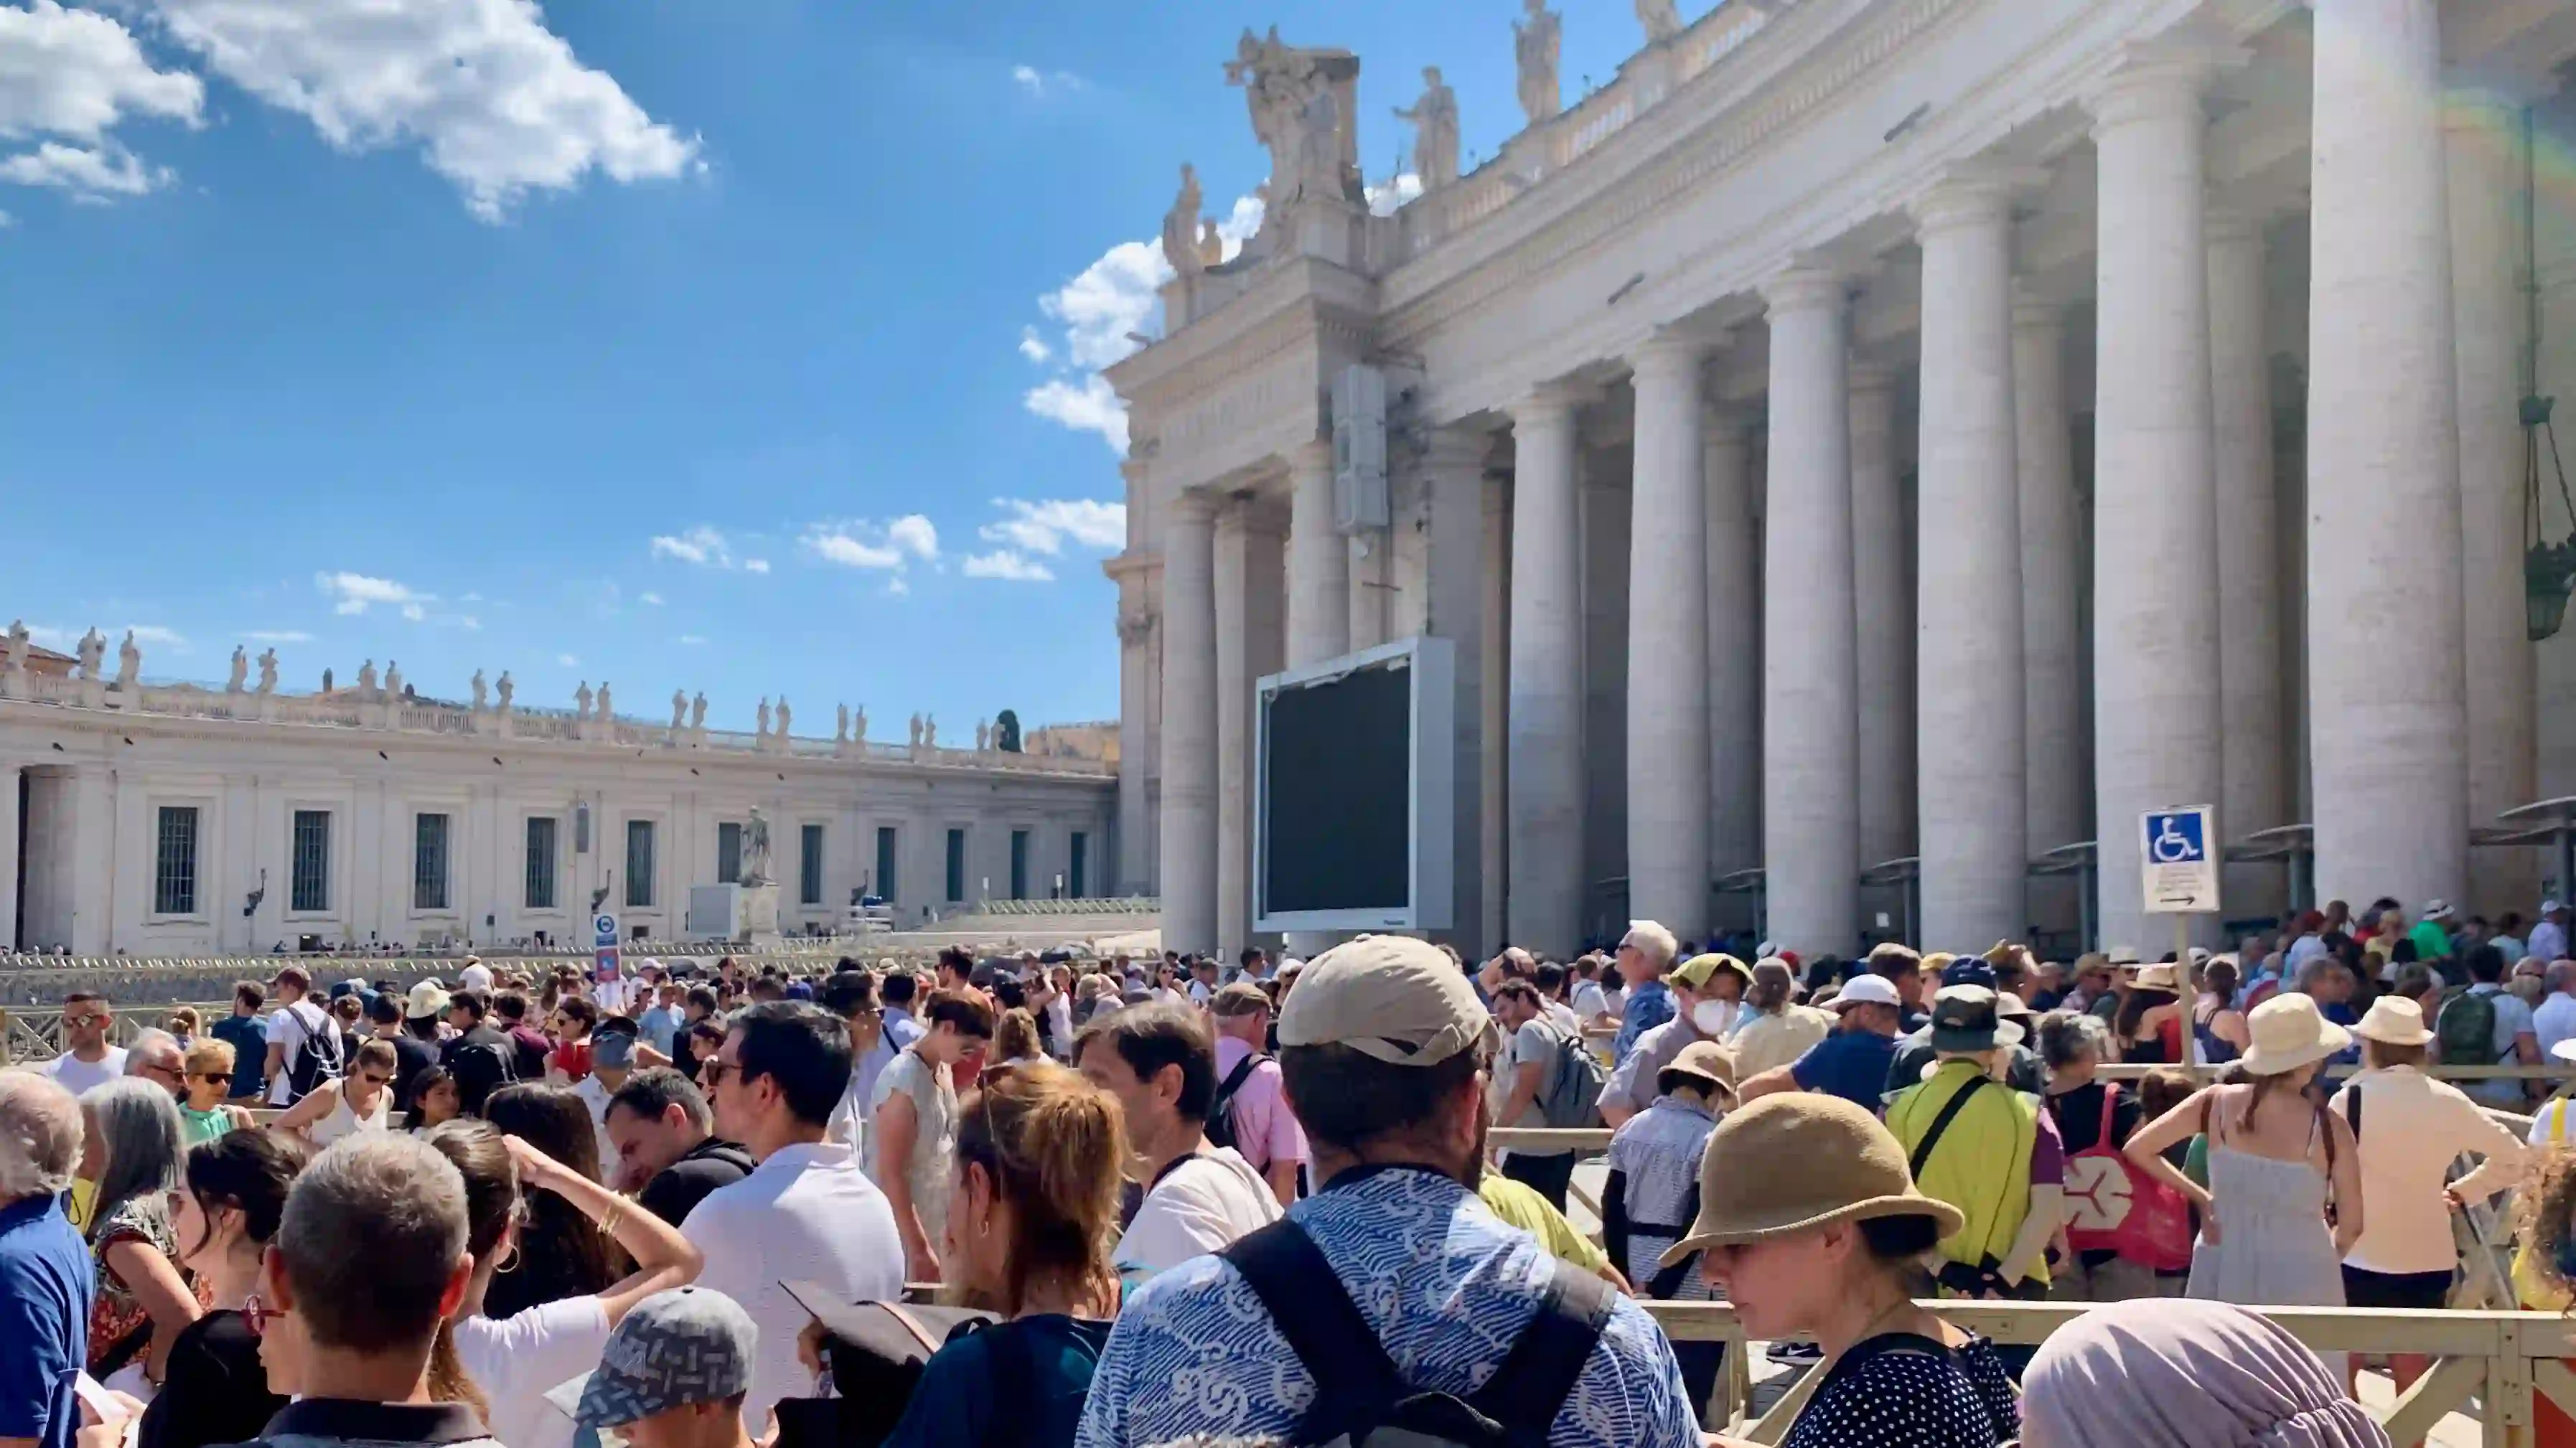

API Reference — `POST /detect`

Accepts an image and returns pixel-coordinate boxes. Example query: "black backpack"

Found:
[280,1001,346,1104]
[1203,1051,1268,1155]
[1220,1218,1614,1448]
[446,1029,520,1115]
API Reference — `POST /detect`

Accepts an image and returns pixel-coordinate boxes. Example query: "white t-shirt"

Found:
[1112,1147,1281,1283]
[1571,981,1611,1022]
[459,964,496,992]
[591,978,635,1017]
[452,1297,609,1448]
[1186,980,1213,1007]
[263,1001,334,1105]
[682,1142,905,1434]
[42,1048,127,1099]
[574,1072,617,1166]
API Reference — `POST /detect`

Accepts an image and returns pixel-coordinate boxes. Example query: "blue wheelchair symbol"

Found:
[2147,812,2206,865]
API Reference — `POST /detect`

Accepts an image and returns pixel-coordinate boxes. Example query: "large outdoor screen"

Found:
[1255,636,1453,934]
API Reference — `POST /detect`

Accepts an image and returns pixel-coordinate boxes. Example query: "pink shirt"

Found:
[1214,1035,1308,1175]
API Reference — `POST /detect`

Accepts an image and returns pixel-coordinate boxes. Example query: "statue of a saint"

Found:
[923,713,938,748]
[596,680,613,721]
[1292,85,1341,204]
[1515,0,1562,124]
[1393,67,1460,191]
[2,620,25,677]
[575,682,593,719]
[75,629,105,682]
[227,646,249,693]
[671,690,688,732]
[256,649,278,694]
[1162,164,1206,277]
[321,667,334,693]
[835,703,850,743]
[1198,220,1223,268]
[471,670,488,712]
[741,808,774,888]
[357,659,378,696]
[1636,0,1684,44]
[775,697,792,739]
[384,661,403,699]
[115,631,141,691]
[757,697,772,739]
[908,713,923,748]
[690,692,707,730]
[975,719,990,752]
[495,672,515,710]
[853,704,868,743]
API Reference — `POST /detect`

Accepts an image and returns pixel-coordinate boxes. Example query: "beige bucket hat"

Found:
[1658,1093,1964,1264]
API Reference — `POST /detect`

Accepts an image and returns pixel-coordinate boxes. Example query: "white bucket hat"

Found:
[2240,993,2352,1077]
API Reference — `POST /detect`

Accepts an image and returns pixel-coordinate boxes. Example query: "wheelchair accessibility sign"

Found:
[2141,806,2219,915]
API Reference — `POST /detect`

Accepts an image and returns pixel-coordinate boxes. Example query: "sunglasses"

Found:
[701,1061,734,1087]
[65,1015,107,1030]
[358,1072,393,1087]
[243,1292,290,1337]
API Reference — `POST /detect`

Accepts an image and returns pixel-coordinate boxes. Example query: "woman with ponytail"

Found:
[424,1119,704,1448]
[881,1060,1127,1448]
[1726,958,1833,1080]
[136,1131,309,1448]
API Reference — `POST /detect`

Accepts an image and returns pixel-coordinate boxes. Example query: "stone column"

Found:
[1848,362,1912,871]
[1914,171,2029,949]
[2088,53,2226,952]
[1214,500,1285,954]
[1626,334,1714,939]
[1284,441,1349,669]
[2308,0,2469,911]
[0,763,18,952]
[1762,267,1861,957]
[1481,470,1512,950]
[2450,88,2538,910]
[1349,532,1391,652]
[1507,385,1589,955]
[2015,291,2085,926]
[1705,405,1761,882]
[2208,210,2287,917]
[1114,573,1156,896]
[1156,495,1220,954]
[1423,428,1491,955]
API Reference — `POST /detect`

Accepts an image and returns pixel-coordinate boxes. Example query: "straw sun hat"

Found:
[1657,1093,1963,1264]
[2239,992,2353,1076]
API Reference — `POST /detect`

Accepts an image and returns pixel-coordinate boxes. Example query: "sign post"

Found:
[592,911,621,984]
[2140,806,2219,962]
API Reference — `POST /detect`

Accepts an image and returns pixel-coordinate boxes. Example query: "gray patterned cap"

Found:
[571,1287,758,1428]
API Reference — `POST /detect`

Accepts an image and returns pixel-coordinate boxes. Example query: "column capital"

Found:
[2203,202,2262,248]
[1702,400,1758,440]
[1118,457,1150,486]
[1509,380,1600,429]
[1760,261,1847,317]
[1419,425,1491,474]
[1906,161,2048,237]
[1627,322,1729,380]
[1214,493,1288,540]
[2081,36,2244,132]
[2010,281,2067,334]
[1846,359,1900,397]
[1166,490,1220,528]
[1286,437,1334,477]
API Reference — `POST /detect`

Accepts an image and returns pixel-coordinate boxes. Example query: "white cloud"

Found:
[0,138,167,196]
[141,0,701,222]
[557,652,579,667]
[1020,189,1262,456]
[1366,171,1423,217]
[316,570,431,616]
[1022,375,1128,452]
[1010,63,1084,100]
[245,629,313,644]
[24,624,73,649]
[674,634,706,647]
[962,550,1054,583]
[743,558,769,574]
[123,624,186,650]
[802,517,935,575]
[649,525,730,568]
[638,591,663,606]
[0,1,202,202]
[885,577,909,598]
[980,498,1123,556]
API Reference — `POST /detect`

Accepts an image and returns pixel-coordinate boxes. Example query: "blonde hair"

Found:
[184,1037,238,1078]
[993,1007,1044,1063]
[164,1007,202,1038]
[352,1038,400,1075]
[956,1061,1125,1317]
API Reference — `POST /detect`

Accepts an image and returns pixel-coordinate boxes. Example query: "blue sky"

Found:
[0,0,1685,734]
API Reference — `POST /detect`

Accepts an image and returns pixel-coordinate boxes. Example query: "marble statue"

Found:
[357,659,378,696]
[672,690,688,732]
[757,697,772,739]
[76,629,105,682]
[853,704,868,743]
[835,702,849,743]
[975,719,990,752]
[907,713,923,748]
[1227,28,1348,210]
[495,672,515,710]
[1516,0,1562,124]
[741,807,774,887]
[115,631,141,691]
[1637,0,1684,44]
[3,619,24,667]
[596,681,613,720]
[1162,164,1206,276]
[471,670,488,712]
[774,697,792,739]
[227,646,248,693]
[690,692,707,730]
[1394,67,1460,190]
[923,713,938,748]
[384,661,403,699]
[256,649,278,694]
[321,667,334,693]
[1292,85,1341,204]
[576,682,594,720]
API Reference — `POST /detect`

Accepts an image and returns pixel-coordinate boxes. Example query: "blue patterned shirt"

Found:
[1614,981,1673,1063]
[1074,1165,1700,1448]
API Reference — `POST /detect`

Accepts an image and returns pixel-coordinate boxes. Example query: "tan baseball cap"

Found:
[1275,934,1499,1066]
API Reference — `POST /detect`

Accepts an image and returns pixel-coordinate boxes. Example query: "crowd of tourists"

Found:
[0,898,2567,1448]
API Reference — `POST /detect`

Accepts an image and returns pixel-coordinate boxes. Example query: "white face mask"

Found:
[1692,1000,1736,1035]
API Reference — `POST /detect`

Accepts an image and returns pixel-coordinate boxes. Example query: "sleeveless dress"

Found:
[307,1084,392,1146]
[2184,1090,2346,1377]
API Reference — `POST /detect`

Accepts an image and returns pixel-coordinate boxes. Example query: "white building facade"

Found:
[0,667,1116,955]
[1109,0,2576,961]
